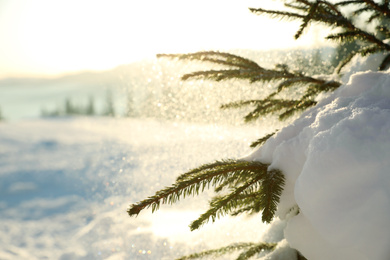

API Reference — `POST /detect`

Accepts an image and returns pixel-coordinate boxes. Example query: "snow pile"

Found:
[248,70,390,260]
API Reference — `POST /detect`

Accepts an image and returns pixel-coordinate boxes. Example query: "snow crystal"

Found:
[249,71,390,260]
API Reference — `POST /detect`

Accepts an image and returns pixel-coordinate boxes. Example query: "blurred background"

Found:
[0,1,338,259]
[0,0,335,123]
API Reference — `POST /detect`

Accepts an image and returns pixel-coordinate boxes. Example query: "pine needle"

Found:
[250,132,278,148]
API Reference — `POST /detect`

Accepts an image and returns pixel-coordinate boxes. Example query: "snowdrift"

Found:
[248,70,390,260]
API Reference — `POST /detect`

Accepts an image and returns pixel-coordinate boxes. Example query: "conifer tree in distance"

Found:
[102,90,116,117]
[85,96,96,116]
[128,1,390,259]
[0,106,3,121]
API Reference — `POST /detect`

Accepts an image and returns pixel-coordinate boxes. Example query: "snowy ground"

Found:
[0,117,270,259]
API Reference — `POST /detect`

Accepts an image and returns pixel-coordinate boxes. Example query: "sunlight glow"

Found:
[146,209,267,248]
[0,0,329,78]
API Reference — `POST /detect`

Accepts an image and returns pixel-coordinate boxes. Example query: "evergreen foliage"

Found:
[41,97,98,117]
[158,52,340,121]
[250,0,390,72]
[85,96,96,116]
[128,0,390,259]
[250,131,277,148]
[175,242,276,260]
[128,160,285,228]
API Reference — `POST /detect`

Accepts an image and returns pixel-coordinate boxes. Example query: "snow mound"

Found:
[247,71,390,260]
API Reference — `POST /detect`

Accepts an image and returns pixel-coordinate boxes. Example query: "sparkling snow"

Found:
[0,117,268,259]
[2,53,390,259]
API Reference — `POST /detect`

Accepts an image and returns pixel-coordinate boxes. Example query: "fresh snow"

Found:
[247,69,390,260]
[2,53,390,260]
[0,117,269,259]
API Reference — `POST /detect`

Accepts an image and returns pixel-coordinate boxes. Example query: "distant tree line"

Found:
[41,96,98,117]
[41,89,132,118]
[38,48,341,122]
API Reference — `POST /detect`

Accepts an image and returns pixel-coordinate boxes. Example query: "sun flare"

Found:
[0,0,325,78]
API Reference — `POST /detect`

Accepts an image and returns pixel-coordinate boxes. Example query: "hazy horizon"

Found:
[0,0,332,79]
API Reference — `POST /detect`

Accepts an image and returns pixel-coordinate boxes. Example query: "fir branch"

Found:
[353,6,373,16]
[335,0,365,6]
[219,78,338,121]
[172,57,321,85]
[284,2,308,12]
[336,50,360,73]
[220,99,262,110]
[296,0,311,5]
[252,0,390,53]
[361,0,390,17]
[376,25,390,39]
[274,78,308,95]
[214,171,256,193]
[180,65,303,83]
[159,52,340,121]
[230,205,257,216]
[326,29,389,51]
[214,169,285,222]
[278,99,317,120]
[229,191,264,216]
[379,53,390,70]
[303,80,341,98]
[259,169,285,222]
[180,69,263,82]
[128,160,275,217]
[190,162,274,230]
[129,160,284,229]
[295,1,319,39]
[359,45,387,56]
[250,132,277,148]
[221,98,316,122]
[245,99,301,121]
[176,159,249,182]
[367,12,381,22]
[175,242,276,260]
[336,44,390,72]
[318,0,345,16]
[189,171,266,230]
[157,52,262,70]
[326,30,367,42]
[236,242,277,260]
[249,8,306,21]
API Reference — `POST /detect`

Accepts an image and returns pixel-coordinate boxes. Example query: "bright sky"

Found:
[0,0,327,79]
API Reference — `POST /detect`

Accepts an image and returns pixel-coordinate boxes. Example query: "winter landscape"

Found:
[1,51,390,260]
[2,0,390,259]
[0,51,283,259]
[0,116,268,259]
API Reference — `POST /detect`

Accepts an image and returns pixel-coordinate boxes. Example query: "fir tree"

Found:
[128,1,390,259]
[65,98,76,115]
[0,106,3,121]
[102,90,116,117]
[85,96,96,116]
